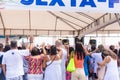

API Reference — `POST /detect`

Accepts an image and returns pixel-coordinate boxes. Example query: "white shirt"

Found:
[61,48,67,80]
[2,49,30,78]
[0,51,4,73]
[91,52,103,73]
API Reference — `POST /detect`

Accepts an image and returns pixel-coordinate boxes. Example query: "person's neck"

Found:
[11,47,17,50]
[63,46,67,50]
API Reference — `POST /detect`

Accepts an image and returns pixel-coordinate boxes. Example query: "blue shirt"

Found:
[84,55,90,76]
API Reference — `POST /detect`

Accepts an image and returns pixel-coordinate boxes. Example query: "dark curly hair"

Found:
[31,47,40,56]
[50,45,57,55]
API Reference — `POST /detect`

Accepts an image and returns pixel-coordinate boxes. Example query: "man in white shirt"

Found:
[2,41,31,80]
[61,39,69,80]
[91,44,105,80]
[92,52,103,74]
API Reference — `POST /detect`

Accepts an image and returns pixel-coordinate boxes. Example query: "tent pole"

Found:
[115,13,120,26]
[0,11,6,35]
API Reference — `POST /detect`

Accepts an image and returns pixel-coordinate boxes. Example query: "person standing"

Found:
[43,45,62,80]
[84,54,91,80]
[71,42,86,80]
[0,43,5,80]
[2,36,32,80]
[25,46,45,80]
[98,49,120,80]
[19,43,29,80]
[55,39,69,80]
[61,39,69,80]
[91,44,105,80]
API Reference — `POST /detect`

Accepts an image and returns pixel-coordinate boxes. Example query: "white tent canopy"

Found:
[0,0,120,37]
[0,10,120,36]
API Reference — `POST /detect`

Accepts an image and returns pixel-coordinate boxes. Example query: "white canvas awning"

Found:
[0,0,119,36]
[0,10,120,36]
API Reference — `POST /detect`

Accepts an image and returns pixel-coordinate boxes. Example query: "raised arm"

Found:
[98,56,110,66]
[41,43,47,55]
[41,43,48,70]
[80,42,89,55]
[25,35,34,52]
[5,35,9,45]
[56,47,63,59]
[108,49,117,59]
[20,35,34,56]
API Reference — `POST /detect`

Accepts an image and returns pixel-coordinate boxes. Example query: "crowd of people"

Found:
[0,36,120,80]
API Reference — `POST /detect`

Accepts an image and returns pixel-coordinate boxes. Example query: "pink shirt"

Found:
[25,54,44,74]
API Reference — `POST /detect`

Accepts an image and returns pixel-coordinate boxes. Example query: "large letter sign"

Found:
[21,0,65,6]
[109,0,119,8]
[36,0,47,5]
[21,0,34,5]
[80,0,96,7]
[71,0,76,7]
[49,0,65,6]
[36,0,48,5]
[21,0,48,5]
[20,0,120,8]
[1,0,120,13]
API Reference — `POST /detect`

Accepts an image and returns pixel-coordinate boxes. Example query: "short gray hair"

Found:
[55,40,62,47]
[10,41,17,48]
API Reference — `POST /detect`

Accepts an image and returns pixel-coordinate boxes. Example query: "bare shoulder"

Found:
[105,56,111,63]
[43,55,49,61]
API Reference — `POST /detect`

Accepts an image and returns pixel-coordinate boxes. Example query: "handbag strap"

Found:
[46,55,56,67]
[70,51,74,58]
[43,55,56,80]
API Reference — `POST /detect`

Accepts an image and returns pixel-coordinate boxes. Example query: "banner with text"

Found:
[0,0,120,13]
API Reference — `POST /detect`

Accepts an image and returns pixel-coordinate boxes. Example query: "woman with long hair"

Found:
[71,42,86,80]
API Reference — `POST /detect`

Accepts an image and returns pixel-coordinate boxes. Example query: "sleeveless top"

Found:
[74,54,84,68]
[104,56,120,80]
[44,54,62,80]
